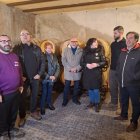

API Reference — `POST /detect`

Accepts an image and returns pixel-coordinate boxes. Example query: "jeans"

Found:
[88,89,100,104]
[40,80,53,110]
[0,91,19,135]
[120,87,140,124]
[63,80,80,103]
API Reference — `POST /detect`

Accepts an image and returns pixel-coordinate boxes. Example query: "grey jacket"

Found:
[62,45,83,81]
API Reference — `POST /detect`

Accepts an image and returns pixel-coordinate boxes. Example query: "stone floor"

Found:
[1,93,140,140]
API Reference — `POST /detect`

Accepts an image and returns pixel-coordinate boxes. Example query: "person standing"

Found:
[109,26,126,113]
[61,38,83,106]
[80,38,106,112]
[0,35,25,138]
[13,29,45,123]
[40,41,60,115]
[115,31,140,132]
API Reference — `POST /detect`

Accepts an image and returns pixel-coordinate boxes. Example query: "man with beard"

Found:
[0,35,25,138]
[108,26,126,113]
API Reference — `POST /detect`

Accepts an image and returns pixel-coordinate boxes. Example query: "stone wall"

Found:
[35,4,140,44]
[0,3,35,45]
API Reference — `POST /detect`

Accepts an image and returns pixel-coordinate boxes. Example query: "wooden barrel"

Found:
[97,38,111,87]
[40,40,55,53]
[31,38,41,47]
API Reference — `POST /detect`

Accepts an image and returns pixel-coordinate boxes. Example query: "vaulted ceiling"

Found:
[0,0,140,14]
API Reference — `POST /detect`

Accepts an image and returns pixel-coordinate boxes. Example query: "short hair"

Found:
[126,31,139,42]
[113,26,124,33]
[0,34,10,39]
[44,42,53,49]
[20,29,31,35]
[0,34,9,37]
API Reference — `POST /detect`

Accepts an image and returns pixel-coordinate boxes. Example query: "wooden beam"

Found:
[22,0,128,12]
[7,0,61,6]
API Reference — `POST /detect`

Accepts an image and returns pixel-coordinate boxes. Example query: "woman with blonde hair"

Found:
[40,41,60,115]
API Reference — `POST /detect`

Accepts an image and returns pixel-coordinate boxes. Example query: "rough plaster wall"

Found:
[35,4,140,44]
[0,3,35,45]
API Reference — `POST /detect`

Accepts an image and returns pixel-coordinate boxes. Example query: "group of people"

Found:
[0,26,140,138]
[109,26,140,132]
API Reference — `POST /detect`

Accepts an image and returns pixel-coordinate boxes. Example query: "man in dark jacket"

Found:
[115,31,140,132]
[109,26,126,113]
[13,29,45,123]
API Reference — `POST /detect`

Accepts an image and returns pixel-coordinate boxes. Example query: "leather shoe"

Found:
[62,100,68,107]
[40,109,45,115]
[126,122,138,132]
[114,116,128,121]
[48,105,55,110]
[73,100,81,105]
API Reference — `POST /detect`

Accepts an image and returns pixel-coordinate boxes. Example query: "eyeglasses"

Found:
[0,40,11,44]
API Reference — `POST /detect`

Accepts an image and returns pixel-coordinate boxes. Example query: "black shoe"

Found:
[73,100,81,105]
[95,104,100,112]
[48,105,55,110]
[62,100,68,107]
[40,109,45,115]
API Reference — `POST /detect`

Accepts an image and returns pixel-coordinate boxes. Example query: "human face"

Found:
[91,40,98,48]
[113,30,122,41]
[45,45,53,54]
[20,30,31,44]
[70,41,78,48]
[0,36,12,53]
[126,33,137,49]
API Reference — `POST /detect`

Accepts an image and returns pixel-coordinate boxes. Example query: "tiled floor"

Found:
[18,93,140,140]
[1,93,140,140]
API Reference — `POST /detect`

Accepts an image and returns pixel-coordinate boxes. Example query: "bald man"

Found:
[13,29,45,123]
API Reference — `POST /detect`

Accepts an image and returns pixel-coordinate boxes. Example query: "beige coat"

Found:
[62,45,83,81]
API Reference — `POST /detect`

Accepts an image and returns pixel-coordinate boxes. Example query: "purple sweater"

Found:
[0,52,22,95]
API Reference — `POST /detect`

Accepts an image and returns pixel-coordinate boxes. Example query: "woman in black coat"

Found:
[80,38,106,112]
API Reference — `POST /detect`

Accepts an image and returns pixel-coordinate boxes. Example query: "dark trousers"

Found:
[109,70,121,105]
[0,91,19,135]
[40,80,53,110]
[120,87,140,124]
[19,79,40,118]
[63,80,80,102]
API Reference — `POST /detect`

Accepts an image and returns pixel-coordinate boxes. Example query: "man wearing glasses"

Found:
[0,35,25,138]
[13,29,45,124]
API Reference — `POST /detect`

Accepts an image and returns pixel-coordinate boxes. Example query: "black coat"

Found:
[13,43,45,78]
[80,46,107,89]
[117,43,140,87]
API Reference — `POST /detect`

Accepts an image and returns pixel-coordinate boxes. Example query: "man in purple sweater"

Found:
[0,35,25,138]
